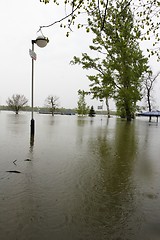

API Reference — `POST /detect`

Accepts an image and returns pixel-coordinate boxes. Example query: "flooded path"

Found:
[0,111,160,240]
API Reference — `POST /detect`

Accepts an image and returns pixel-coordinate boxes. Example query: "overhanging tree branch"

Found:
[101,0,109,30]
[38,0,83,32]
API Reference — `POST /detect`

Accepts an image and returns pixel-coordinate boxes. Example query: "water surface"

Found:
[0,111,160,240]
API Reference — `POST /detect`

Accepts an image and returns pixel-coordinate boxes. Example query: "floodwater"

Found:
[0,111,160,240]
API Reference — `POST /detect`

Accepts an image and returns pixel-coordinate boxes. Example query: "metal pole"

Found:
[31,40,35,136]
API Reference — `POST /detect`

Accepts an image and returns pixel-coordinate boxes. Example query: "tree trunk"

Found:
[127,115,132,121]
[126,104,132,121]
[105,98,110,118]
[147,89,152,122]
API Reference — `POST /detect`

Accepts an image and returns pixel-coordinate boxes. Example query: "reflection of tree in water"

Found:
[105,120,138,233]
[71,119,139,239]
[77,116,88,127]
[7,113,28,135]
[76,117,91,146]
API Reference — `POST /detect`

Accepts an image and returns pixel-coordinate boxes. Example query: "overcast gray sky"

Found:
[0,0,103,109]
[1,0,160,110]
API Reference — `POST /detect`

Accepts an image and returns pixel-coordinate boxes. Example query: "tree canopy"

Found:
[45,95,59,116]
[71,0,148,120]
[142,70,160,112]
[6,94,28,114]
[88,105,96,117]
[77,90,89,115]
[39,0,160,45]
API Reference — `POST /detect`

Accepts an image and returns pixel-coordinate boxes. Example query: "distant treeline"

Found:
[0,105,117,116]
[0,105,76,114]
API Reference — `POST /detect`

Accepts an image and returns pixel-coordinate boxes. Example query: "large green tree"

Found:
[71,0,148,121]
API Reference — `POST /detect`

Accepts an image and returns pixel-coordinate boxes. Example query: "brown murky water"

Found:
[0,111,160,240]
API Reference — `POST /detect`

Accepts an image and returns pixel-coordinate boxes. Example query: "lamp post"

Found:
[30,35,49,136]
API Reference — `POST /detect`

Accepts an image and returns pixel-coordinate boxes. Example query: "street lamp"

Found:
[30,35,49,136]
